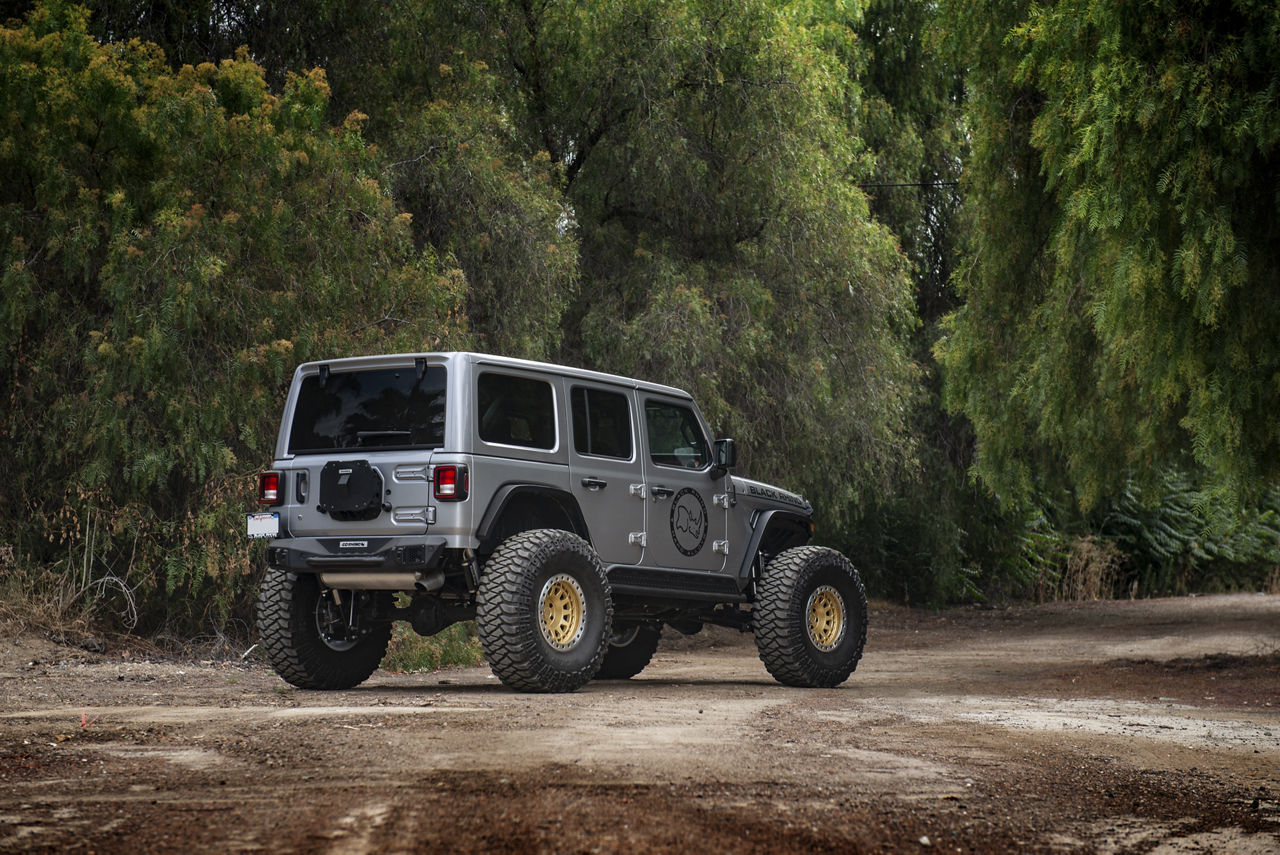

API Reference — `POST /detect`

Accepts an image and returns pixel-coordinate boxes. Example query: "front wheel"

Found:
[476,529,613,692]
[753,546,867,688]
[256,567,392,690]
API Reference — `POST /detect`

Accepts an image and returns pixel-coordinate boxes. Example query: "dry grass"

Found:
[0,536,140,639]
[1032,535,1125,603]
[1061,536,1124,600]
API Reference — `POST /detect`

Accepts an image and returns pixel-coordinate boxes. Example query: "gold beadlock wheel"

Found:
[476,529,614,693]
[805,585,846,652]
[539,573,587,650]
[755,546,866,688]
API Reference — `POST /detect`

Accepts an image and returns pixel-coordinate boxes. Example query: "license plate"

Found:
[246,512,279,539]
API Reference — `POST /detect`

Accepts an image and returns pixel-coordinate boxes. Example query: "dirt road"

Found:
[2,593,1278,853]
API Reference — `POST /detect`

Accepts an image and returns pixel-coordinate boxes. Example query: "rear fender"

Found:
[476,483,591,554]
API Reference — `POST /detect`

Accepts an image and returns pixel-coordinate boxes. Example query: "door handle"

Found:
[651,486,674,500]
[581,477,608,491]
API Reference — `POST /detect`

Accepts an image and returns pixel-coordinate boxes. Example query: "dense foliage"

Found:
[0,3,465,629]
[838,0,1009,604]
[929,0,1280,600]
[1,0,1277,635]
[938,0,1280,507]
[488,0,921,523]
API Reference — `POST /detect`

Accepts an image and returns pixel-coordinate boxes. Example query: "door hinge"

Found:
[712,539,730,555]
[713,493,730,509]
[629,483,647,500]
[628,531,647,547]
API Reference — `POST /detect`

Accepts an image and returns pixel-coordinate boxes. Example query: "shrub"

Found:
[0,3,466,635]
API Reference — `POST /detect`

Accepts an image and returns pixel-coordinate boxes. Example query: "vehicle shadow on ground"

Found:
[341,675,815,698]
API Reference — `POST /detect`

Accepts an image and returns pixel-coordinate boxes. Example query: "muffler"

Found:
[319,569,445,591]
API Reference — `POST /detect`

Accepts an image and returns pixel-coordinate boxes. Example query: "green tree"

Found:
[485,0,922,527]
[937,0,1280,508]
[262,1,581,360]
[0,2,466,631]
[3,0,581,360]
[4,0,930,624]
[376,39,578,360]
[841,0,1005,602]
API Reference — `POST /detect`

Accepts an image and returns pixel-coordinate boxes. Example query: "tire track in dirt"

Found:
[1,593,1277,852]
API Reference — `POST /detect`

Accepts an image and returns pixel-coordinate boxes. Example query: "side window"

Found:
[477,372,556,449]
[644,400,709,469]
[571,387,633,459]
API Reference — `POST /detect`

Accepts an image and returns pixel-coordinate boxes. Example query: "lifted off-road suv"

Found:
[248,352,866,692]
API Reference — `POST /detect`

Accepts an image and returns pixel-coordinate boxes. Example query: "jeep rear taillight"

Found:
[433,465,468,501]
[258,471,283,506]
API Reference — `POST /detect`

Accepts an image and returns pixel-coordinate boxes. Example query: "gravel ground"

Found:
[1,593,1278,853]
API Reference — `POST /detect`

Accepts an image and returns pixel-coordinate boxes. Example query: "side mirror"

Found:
[714,438,737,468]
[710,438,736,479]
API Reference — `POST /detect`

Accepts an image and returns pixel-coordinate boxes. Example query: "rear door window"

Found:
[571,386,633,459]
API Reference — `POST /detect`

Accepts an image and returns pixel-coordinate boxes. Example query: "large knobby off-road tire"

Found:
[256,566,392,690]
[596,624,662,680]
[475,529,613,693]
[754,546,867,688]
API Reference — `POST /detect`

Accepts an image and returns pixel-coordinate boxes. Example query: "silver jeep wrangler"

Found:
[249,352,866,692]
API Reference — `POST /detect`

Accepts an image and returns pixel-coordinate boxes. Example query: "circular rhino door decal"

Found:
[670,488,708,556]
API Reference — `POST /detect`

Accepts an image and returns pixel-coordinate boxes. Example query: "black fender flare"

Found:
[476,483,592,554]
[734,509,813,585]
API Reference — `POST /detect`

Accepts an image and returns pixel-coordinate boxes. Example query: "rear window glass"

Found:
[287,365,447,454]
[478,372,556,449]
[571,386,633,459]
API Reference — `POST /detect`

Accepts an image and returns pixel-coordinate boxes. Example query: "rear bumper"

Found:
[266,535,449,573]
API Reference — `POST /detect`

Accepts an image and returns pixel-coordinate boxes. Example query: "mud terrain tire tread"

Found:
[754,546,867,688]
[597,625,662,680]
[476,529,613,693]
[256,566,391,690]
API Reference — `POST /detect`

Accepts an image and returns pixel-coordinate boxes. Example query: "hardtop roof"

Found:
[292,351,694,401]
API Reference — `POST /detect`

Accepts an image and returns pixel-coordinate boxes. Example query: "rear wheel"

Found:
[596,624,662,679]
[256,566,392,690]
[476,529,613,692]
[754,546,866,688]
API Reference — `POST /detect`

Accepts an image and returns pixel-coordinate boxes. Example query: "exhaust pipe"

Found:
[319,569,445,592]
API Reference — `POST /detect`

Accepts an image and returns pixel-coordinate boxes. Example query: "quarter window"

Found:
[644,400,709,469]
[477,373,556,449]
[571,387,633,459]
